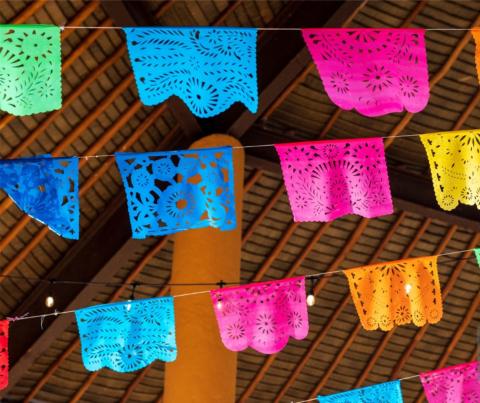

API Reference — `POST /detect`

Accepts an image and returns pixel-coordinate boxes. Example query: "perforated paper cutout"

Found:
[124,27,258,117]
[116,147,236,238]
[76,297,177,372]
[0,156,79,239]
[303,28,429,117]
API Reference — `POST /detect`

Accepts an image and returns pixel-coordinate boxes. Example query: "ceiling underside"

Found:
[0,1,477,403]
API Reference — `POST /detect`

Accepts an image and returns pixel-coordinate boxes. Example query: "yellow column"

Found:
[164,134,244,403]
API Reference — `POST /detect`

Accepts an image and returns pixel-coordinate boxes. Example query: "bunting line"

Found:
[3,247,477,323]
[42,130,473,161]
[59,26,478,32]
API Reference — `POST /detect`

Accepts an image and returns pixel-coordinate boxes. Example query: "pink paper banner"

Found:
[302,28,429,117]
[420,361,480,403]
[275,138,393,222]
[210,277,308,354]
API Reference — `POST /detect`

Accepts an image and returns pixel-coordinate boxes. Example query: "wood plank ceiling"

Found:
[0,1,477,402]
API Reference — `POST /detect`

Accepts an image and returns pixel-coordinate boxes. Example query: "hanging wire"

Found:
[2,248,477,323]
[65,129,472,160]
[59,26,477,32]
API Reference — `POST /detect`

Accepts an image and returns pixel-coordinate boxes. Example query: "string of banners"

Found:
[0,129,478,240]
[2,25,480,118]
[0,249,478,398]
[293,361,479,403]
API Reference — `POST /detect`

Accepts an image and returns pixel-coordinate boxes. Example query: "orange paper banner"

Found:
[344,256,442,331]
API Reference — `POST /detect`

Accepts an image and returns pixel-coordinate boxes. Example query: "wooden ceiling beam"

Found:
[20,169,264,401]
[8,0,47,24]
[415,291,480,403]
[309,223,455,398]
[0,108,174,287]
[354,231,479,389]
[389,234,480,379]
[261,213,407,403]
[198,1,365,138]
[23,237,169,402]
[242,183,284,246]
[384,12,480,148]
[242,128,480,233]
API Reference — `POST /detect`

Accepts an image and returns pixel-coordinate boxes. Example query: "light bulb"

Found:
[306,294,316,307]
[45,295,55,308]
[216,299,223,310]
[405,283,412,295]
[126,300,132,311]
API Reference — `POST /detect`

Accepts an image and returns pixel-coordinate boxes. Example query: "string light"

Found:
[45,295,55,308]
[306,278,316,307]
[45,280,55,308]
[215,280,226,310]
[3,249,477,323]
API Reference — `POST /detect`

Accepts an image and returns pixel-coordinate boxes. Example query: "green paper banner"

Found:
[0,25,61,116]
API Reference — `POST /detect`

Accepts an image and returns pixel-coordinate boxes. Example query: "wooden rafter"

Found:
[65,170,265,402]
[384,12,480,148]
[240,212,407,402]
[389,236,480,378]
[21,167,263,401]
[353,233,480,389]
[262,0,426,139]
[308,223,456,398]
[415,291,480,403]
[272,216,431,402]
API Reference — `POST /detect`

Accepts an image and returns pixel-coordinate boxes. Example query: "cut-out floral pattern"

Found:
[317,380,403,403]
[210,277,308,354]
[115,147,236,239]
[302,28,429,117]
[123,27,258,117]
[0,156,79,239]
[75,297,176,372]
[420,130,480,211]
[275,138,393,222]
[420,361,479,403]
[0,25,61,115]
[343,256,442,331]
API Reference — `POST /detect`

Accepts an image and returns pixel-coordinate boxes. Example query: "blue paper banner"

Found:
[123,27,258,117]
[116,146,236,239]
[318,380,403,403]
[0,155,79,239]
[75,297,176,372]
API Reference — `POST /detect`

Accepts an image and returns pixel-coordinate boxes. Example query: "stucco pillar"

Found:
[164,134,244,403]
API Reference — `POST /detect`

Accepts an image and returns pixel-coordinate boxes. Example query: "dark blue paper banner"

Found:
[75,297,177,372]
[0,155,79,239]
[317,380,403,402]
[123,27,258,117]
[116,146,236,239]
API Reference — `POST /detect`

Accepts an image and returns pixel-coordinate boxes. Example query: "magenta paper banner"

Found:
[420,361,480,403]
[302,28,429,117]
[210,277,308,354]
[275,138,393,222]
